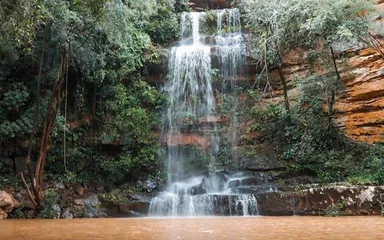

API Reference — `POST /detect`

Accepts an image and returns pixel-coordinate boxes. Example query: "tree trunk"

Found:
[327,44,339,130]
[21,30,46,207]
[277,65,290,112]
[21,48,66,208]
[329,45,340,80]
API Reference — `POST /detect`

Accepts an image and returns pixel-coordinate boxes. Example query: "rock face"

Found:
[261,39,384,144]
[260,2,384,144]
[102,193,153,217]
[147,3,384,146]
[257,186,384,216]
[189,0,232,10]
[334,43,384,143]
[0,191,19,219]
[72,194,107,218]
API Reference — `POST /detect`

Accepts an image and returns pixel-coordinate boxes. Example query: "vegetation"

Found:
[240,75,367,182]
[0,0,182,208]
[324,200,347,217]
[0,0,383,218]
[241,0,374,113]
[240,0,383,183]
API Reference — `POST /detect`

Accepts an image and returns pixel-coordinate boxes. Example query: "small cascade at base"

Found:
[149,174,259,216]
[149,8,258,217]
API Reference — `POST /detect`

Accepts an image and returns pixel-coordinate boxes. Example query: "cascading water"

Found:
[149,8,258,217]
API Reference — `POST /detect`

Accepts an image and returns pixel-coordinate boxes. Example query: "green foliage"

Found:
[0,0,49,47]
[177,146,213,174]
[97,153,135,183]
[241,0,373,76]
[242,74,366,182]
[99,193,120,202]
[217,139,232,167]
[324,200,347,217]
[1,0,177,187]
[241,0,305,65]
[147,1,180,46]
[13,206,24,218]
[346,174,377,186]
[39,188,59,219]
[299,0,373,45]
[362,144,384,184]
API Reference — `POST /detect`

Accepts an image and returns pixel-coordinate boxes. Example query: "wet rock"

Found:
[189,180,207,195]
[257,192,296,216]
[14,193,22,201]
[228,177,261,188]
[190,0,232,9]
[296,186,384,215]
[232,185,280,195]
[102,192,154,217]
[256,186,384,216]
[379,193,384,216]
[118,201,150,217]
[83,195,101,217]
[0,191,20,219]
[72,194,106,218]
[61,210,73,219]
[128,193,154,203]
[73,198,84,206]
[52,204,61,219]
[0,211,7,219]
[144,180,160,193]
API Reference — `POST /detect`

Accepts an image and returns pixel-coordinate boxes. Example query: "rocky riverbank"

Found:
[1,178,383,219]
[0,178,163,219]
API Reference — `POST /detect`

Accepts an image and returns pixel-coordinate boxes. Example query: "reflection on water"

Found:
[2,217,384,240]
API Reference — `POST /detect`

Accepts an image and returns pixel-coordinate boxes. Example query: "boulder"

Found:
[189,180,207,195]
[257,192,296,216]
[296,186,384,215]
[256,186,384,216]
[118,201,150,217]
[0,191,19,219]
[72,194,107,218]
[144,180,161,193]
[61,210,73,219]
[0,210,8,219]
[52,204,61,219]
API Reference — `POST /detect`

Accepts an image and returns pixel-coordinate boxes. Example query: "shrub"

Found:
[363,144,384,184]
[324,200,347,217]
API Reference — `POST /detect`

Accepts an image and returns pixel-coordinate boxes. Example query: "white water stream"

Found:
[149,9,256,217]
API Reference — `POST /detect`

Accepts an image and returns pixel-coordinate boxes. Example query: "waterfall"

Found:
[149,8,257,217]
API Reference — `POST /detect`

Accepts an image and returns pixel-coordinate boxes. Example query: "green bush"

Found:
[363,144,384,184]
[39,188,59,219]
[324,200,347,217]
[241,75,367,182]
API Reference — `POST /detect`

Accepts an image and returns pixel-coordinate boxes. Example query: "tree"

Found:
[1,0,176,209]
[299,0,373,77]
[241,0,373,116]
[298,0,373,125]
[241,0,307,112]
[13,0,109,208]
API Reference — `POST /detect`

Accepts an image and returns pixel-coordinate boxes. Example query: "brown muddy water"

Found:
[1,216,384,240]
